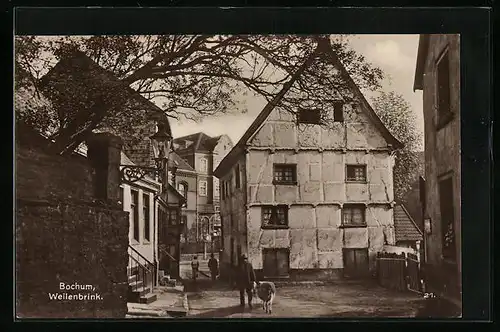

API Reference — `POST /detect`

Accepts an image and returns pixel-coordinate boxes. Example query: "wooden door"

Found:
[276,249,290,277]
[263,248,290,278]
[262,249,277,277]
[343,248,369,278]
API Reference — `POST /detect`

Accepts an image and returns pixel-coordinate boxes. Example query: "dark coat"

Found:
[208,258,219,273]
[236,261,256,288]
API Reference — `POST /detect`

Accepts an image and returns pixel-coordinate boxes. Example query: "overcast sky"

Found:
[170,34,424,150]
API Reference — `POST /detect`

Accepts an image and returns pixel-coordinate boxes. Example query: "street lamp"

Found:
[120,121,172,185]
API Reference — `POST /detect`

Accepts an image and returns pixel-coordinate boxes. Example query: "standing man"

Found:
[208,253,219,282]
[236,254,256,308]
[191,255,199,283]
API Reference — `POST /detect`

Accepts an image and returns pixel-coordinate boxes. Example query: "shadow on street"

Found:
[187,305,244,318]
[183,278,233,292]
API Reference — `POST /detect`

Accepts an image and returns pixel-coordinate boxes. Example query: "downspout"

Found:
[154,193,160,286]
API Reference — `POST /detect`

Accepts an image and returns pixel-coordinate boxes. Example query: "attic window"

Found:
[333,102,344,122]
[298,109,321,124]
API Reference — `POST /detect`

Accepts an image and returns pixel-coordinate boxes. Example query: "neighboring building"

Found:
[393,203,423,259]
[413,34,461,305]
[173,133,234,255]
[169,151,198,254]
[398,151,425,233]
[39,52,186,302]
[214,42,403,281]
[119,152,165,304]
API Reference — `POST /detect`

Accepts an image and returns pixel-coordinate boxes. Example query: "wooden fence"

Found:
[376,252,422,293]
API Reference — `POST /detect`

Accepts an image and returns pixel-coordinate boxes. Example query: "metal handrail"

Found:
[159,246,177,262]
[129,253,153,274]
[128,245,155,266]
[128,244,157,293]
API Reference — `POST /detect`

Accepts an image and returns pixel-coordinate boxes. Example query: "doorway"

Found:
[262,248,290,278]
[343,248,369,278]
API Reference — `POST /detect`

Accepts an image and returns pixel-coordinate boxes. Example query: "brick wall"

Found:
[15,134,129,318]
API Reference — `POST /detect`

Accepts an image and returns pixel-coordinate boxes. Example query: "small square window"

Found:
[273,164,297,185]
[262,205,289,228]
[346,165,367,182]
[297,109,321,124]
[342,205,366,226]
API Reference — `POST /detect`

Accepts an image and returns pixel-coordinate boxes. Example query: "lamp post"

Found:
[119,121,175,280]
[120,121,172,186]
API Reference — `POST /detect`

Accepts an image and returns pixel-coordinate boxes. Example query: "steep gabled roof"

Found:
[413,34,430,91]
[39,50,172,154]
[394,204,423,242]
[174,132,223,153]
[40,51,170,124]
[170,150,195,172]
[214,38,403,178]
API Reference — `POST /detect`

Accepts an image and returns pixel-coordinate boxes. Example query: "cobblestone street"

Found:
[183,278,426,318]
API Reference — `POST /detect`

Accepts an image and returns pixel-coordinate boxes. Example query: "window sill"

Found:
[272,180,298,186]
[346,180,367,184]
[339,224,367,229]
[261,225,289,230]
[263,275,290,279]
[297,121,322,125]
[131,239,140,245]
[143,240,151,245]
[436,112,454,131]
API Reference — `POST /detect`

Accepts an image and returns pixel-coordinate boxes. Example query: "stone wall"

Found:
[16,134,129,318]
[421,34,461,301]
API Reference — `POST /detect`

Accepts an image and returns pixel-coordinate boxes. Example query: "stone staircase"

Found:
[128,266,157,304]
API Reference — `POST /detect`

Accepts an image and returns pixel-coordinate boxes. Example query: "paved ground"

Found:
[126,285,187,318]
[183,278,426,318]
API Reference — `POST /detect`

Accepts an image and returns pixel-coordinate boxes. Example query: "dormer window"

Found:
[297,108,321,125]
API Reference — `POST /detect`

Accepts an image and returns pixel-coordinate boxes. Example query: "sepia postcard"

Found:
[15,25,467,319]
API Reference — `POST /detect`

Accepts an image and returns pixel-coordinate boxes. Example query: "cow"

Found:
[253,281,276,314]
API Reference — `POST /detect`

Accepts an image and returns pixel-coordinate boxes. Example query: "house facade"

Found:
[413,34,461,305]
[119,152,164,303]
[214,44,403,281]
[173,133,234,255]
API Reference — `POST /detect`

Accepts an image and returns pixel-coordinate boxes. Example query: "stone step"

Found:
[130,286,151,297]
[138,292,157,304]
[128,274,140,284]
[129,279,144,289]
